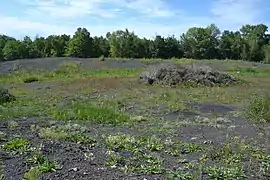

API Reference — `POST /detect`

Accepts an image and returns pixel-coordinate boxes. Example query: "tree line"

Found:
[0,24,270,63]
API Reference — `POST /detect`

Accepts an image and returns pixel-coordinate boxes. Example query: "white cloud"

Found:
[15,0,177,19]
[0,13,194,39]
[210,0,266,29]
[1,0,269,39]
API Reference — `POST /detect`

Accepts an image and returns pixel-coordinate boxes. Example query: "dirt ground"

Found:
[0,58,270,180]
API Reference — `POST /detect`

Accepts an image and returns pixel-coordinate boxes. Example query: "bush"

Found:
[245,94,270,123]
[23,76,39,83]
[0,87,16,104]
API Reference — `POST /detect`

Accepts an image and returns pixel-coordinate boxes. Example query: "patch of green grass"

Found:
[245,94,270,123]
[50,101,130,125]
[166,171,195,180]
[2,138,30,155]
[38,125,96,145]
[0,67,142,84]
[104,134,167,174]
[0,96,50,119]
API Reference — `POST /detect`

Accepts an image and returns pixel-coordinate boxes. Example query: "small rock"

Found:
[69,167,79,172]
[204,140,213,145]
[130,116,146,121]
[190,137,198,141]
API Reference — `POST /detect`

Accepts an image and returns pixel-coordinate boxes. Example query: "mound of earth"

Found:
[139,63,238,86]
[0,87,15,104]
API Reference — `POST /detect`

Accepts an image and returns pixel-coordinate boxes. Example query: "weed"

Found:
[25,153,58,179]
[105,134,137,152]
[166,171,195,180]
[106,152,125,167]
[245,93,270,123]
[206,165,246,179]
[2,138,30,154]
[7,120,19,129]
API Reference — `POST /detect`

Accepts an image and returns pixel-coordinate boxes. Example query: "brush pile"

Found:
[139,63,238,86]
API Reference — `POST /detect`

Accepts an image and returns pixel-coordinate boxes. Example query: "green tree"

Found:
[108,29,140,58]
[219,31,243,59]
[92,36,110,57]
[2,40,25,61]
[240,24,268,61]
[66,28,92,58]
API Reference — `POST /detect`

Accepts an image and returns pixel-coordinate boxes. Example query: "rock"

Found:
[139,63,238,86]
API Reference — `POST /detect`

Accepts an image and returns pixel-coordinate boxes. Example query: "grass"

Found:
[0,63,143,84]
[50,100,131,125]
[36,124,97,146]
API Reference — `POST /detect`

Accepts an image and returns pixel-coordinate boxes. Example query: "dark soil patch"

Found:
[189,102,237,116]
[0,58,145,75]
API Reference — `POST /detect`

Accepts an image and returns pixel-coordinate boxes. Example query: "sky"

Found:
[0,0,269,39]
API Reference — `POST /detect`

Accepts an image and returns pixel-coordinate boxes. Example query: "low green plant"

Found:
[2,138,30,154]
[25,153,58,179]
[166,171,195,180]
[206,166,246,179]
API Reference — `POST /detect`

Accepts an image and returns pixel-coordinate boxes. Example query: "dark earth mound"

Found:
[139,63,238,86]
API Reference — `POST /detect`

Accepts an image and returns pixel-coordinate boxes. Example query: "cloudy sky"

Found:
[0,0,269,39]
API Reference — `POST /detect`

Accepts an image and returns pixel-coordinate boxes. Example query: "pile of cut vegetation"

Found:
[0,87,15,104]
[139,63,238,86]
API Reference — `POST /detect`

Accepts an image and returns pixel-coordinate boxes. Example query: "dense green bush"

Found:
[0,87,16,104]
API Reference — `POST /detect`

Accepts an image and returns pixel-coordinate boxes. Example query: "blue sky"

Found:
[0,0,269,39]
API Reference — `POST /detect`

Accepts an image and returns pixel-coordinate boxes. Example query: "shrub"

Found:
[23,76,39,83]
[0,87,15,104]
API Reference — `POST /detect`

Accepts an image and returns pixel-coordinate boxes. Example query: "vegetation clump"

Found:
[0,87,15,104]
[139,63,238,86]
[245,94,270,123]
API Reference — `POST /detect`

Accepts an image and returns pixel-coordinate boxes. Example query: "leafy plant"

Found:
[2,138,30,154]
